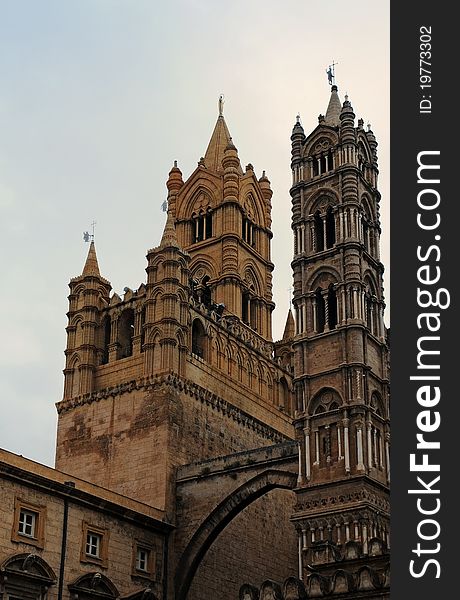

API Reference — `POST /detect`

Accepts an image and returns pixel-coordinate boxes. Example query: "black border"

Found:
[391,2,456,596]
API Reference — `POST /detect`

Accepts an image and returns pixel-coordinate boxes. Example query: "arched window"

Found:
[363,218,370,253]
[315,288,325,333]
[314,211,324,252]
[205,211,213,239]
[314,404,326,414]
[201,276,212,308]
[192,211,213,243]
[320,154,327,174]
[118,308,135,358]
[1,554,57,600]
[325,206,336,248]
[192,319,206,359]
[140,306,146,352]
[279,377,291,413]
[101,315,111,364]
[328,284,338,330]
[242,285,257,330]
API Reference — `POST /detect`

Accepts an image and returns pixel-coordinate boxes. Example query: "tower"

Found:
[55,102,294,517]
[289,86,390,583]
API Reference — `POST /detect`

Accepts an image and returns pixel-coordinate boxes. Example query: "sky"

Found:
[0,0,390,467]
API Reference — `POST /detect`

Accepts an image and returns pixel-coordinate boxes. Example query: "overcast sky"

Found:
[0,0,389,467]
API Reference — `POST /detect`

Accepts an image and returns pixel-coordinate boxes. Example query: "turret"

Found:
[63,242,111,399]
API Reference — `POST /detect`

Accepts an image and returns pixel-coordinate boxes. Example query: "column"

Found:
[302,527,308,551]
[304,427,311,481]
[352,287,358,319]
[298,532,303,580]
[339,210,344,242]
[325,153,329,172]
[343,417,350,473]
[379,431,384,468]
[337,425,342,459]
[323,290,329,332]
[300,224,305,253]
[362,523,369,555]
[345,522,350,542]
[344,210,349,239]
[385,433,391,483]
[297,441,304,485]
[312,296,317,333]
[373,427,378,467]
[336,523,342,544]
[357,424,365,471]
[314,430,319,464]
[354,521,360,541]
[367,420,373,469]
[302,303,307,334]
[310,224,315,252]
[341,287,347,323]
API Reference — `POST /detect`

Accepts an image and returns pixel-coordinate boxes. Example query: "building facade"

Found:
[0,85,389,600]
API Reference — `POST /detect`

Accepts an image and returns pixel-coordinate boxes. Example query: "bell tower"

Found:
[173,100,275,339]
[290,85,390,578]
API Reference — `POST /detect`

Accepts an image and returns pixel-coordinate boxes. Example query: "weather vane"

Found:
[219,94,224,116]
[326,61,338,86]
[83,221,96,243]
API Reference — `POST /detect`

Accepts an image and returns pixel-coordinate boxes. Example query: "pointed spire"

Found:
[160,210,179,249]
[203,98,243,173]
[282,309,295,341]
[324,85,342,126]
[82,241,101,277]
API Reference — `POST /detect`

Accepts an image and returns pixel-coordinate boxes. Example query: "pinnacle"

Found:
[324,85,342,126]
[82,241,101,277]
[282,309,295,341]
[160,210,179,248]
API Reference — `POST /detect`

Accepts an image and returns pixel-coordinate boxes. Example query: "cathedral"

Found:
[0,84,389,600]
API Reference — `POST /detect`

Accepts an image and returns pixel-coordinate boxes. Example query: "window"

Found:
[18,509,36,537]
[132,543,155,579]
[11,498,45,548]
[81,523,109,567]
[86,532,101,558]
[136,548,149,572]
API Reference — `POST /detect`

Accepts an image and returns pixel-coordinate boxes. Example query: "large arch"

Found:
[175,469,298,600]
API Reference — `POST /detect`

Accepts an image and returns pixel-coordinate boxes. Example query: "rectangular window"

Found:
[12,498,45,548]
[18,509,37,538]
[81,522,109,566]
[136,547,149,572]
[86,532,101,558]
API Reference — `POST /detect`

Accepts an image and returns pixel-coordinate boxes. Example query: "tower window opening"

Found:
[320,154,327,174]
[118,308,135,358]
[314,211,324,252]
[328,284,338,330]
[325,206,336,248]
[242,287,257,329]
[191,319,206,359]
[205,211,213,239]
[140,306,146,352]
[242,217,256,248]
[101,315,111,364]
[192,211,213,243]
[313,158,319,177]
[202,275,212,308]
[328,149,333,170]
[197,215,204,242]
[315,288,326,333]
[242,291,250,324]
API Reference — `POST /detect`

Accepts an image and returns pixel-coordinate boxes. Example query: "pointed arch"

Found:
[175,469,298,600]
[309,388,343,415]
[191,318,207,359]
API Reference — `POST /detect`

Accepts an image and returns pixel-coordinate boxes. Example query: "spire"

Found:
[82,241,101,277]
[160,210,179,248]
[282,309,295,341]
[203,98,243,173]
[324,85,341,126]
